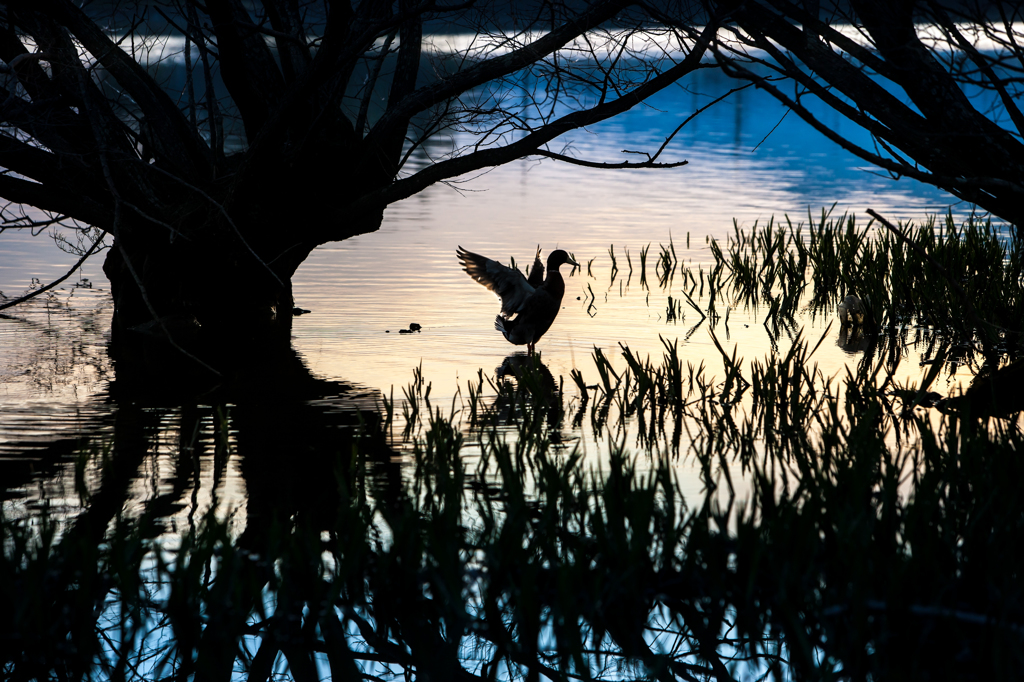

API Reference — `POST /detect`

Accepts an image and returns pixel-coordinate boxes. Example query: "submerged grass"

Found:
[598,209,1021,410]
[3,211,1024,680]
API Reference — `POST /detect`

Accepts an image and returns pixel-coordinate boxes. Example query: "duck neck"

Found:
[543,269,565,301]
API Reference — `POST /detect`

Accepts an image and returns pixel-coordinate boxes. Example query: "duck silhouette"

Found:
[838,294,866,327]
[457,246,579,354]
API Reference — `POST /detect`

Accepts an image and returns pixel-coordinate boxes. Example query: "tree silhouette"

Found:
[697,0,1024,226]
[2,0,1021,370]
[0,0,714,365]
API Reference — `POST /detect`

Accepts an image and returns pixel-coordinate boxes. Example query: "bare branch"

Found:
[0,173,112,226]
[0,231,105,312]
[533,148,688,168]
[41,0,212,175]
[355,29,397,136]
[925,0,1024,137]
[0,50,53,74]
[351,20,720,217]
[366,0,633,145]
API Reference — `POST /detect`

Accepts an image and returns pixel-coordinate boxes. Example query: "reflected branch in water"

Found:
[1,331,407,678]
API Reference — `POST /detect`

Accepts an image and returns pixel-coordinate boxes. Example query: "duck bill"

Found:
[567,257,580,274]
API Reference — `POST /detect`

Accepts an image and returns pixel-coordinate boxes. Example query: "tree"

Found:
[2,0,1021,375]
[0,0,716,372]
[694,0,1024,226]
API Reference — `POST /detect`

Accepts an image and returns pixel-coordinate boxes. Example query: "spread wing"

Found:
[457,246,535,317]
[527,245,544,288]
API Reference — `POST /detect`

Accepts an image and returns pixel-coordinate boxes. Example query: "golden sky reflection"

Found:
[292,148,978,409]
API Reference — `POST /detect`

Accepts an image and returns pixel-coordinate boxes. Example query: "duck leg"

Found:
[528,342,535,356]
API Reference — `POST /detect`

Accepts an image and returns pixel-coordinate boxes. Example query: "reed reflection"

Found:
[3,209,1023,679]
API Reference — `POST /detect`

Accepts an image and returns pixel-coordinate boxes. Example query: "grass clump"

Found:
[604,210,1021,367]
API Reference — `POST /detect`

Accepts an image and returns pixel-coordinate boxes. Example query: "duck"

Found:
[837,294,866,327]
[457,246,579,354]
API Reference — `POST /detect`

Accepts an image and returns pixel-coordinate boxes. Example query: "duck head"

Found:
[547,249,579,274]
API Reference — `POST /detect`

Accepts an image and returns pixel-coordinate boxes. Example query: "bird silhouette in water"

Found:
[457,246,579,355]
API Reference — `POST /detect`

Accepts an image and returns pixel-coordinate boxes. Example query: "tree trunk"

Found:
[101,198,383,382]
[99,119,389,376]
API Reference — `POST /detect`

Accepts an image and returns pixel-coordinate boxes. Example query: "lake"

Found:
[0,63,982,523]
[5,24,1023,679]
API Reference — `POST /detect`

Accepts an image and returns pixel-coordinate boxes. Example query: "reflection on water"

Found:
[291,69,969,403]
[0,284,113,506]
[2,22,1021,677]
[0,65,984,519]
[4,315,1019,679]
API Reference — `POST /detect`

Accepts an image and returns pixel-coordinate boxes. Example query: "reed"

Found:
[599,210,1020,371]
[656,237,678,288]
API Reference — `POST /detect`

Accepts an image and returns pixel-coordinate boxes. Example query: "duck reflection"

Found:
[490,352,567,438]
[837,323,873,354]
[495,352,557,388]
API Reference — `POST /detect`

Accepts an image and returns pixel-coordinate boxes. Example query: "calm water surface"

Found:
[0,74,983,520]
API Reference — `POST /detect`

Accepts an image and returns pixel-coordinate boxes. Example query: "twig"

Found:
[0,233,105,312]
[356,30,397,136]
[533,149,688,169]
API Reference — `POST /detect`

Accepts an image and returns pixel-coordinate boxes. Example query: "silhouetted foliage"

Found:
[696,0,1024,226]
